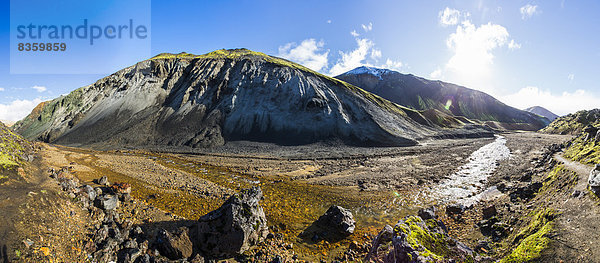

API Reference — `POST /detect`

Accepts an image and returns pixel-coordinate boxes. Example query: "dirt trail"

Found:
[549,153,600,262]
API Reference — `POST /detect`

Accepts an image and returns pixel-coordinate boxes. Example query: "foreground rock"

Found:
[366,209,474,262]
[301,205,356,242]
[589,163,600,195]
[157,228,193,260]
[194,187,268,259]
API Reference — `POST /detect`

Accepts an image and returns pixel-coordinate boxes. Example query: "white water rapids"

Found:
[430,135,511,206]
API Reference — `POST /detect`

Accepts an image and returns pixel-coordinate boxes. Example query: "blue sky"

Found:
[1,0,599,121]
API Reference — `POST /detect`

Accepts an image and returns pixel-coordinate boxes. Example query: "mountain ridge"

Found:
[524,106,559,122]
[13,49,492,149]
[336,66,550,131]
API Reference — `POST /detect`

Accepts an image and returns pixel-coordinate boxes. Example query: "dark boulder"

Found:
[301,205,355,242]
[417,206,437,220]
[482,205,497,219]
[194,187,268,259]
[446,203,465,216]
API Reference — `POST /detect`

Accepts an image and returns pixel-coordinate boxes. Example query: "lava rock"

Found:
[482,205,497,219]
[156,228,193,260]
[302,205,356,242]
[418,206,437,220]
[589,163,600,195]
[367,216,474,262]
[81,185,97,200]
[195,187,268,258]
[97,195,119,210]
[446,204,465,215]
[97,176,109,186]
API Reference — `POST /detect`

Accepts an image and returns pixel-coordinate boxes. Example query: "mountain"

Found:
[0,120,15,127]
[524,106,559,121]
[13,49,491,149]
[335,66,550,131]
[540,109,600,135]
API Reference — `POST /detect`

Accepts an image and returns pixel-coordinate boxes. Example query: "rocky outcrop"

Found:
[589,164,600,195]
[194,186,268,259]
[301,205,356,242]
[366,210,474,262]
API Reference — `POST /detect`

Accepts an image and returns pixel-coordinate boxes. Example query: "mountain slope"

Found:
[13,49,491,149]
[336,66,550,131]
[524,106,559,122]
[540,109,600,135]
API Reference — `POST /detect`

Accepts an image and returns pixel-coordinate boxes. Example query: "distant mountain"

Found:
[336,66,550,131]
[13,49,492,149]
[540,109,600,135]
[524,106,559,121]
[0,120,15,127]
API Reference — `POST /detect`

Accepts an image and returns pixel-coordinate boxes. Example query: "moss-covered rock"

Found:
[368,214,474,262]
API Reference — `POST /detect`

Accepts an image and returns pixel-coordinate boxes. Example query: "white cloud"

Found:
[430,68,443,79]
[520,4,539,20]
[278,39,330,72]
[327,20,332,24]
[0,98,44,122]
[361,22,373,32]
[444,21,509,91]
[382,59,403,71]
[0,87,4,92]
[439,7,461,26]
[32,85,47,93]
[329,38,376,76]
[350,30,360,37]
[568,73,575,81]
[508,39,521,50]
[500,86,600,116]
[370,48,382,60]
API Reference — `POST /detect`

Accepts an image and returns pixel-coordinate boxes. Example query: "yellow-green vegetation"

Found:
[540,109,600,135]
[394,216,450,261]
[564,136,600,165]
[0,123,28,169]
[501,208,557,263]
[541,164,578,193]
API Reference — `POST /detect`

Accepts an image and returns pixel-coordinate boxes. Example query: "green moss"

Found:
[501,223,552,263]
[564,137,600,165]
[501,208,556,263]
[541,165,578,193]
[396,216,451,260]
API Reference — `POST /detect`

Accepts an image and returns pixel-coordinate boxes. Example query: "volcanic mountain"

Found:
[524,106,559,122]
[336,66,550,131]
[13,49,491,149]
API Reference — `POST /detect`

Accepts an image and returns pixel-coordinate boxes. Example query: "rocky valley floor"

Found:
[5,131,600,262]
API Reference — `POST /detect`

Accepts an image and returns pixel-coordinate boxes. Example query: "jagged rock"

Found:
[302,205,356,242]
[194,187,268,258]
[156,228,193,260]
[417,206,437,220]
[367,216,473,262]
[583,125,599,141]
[97,195,119,210]
[589,163,600,195]
[446,203,465,215]
[97,176,109,186]
[482,205,497,219]
[596,130,600,141]
[81,185,97,200]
